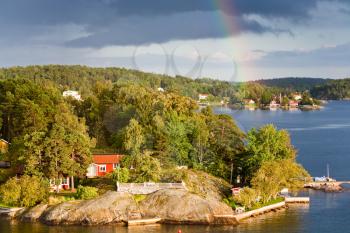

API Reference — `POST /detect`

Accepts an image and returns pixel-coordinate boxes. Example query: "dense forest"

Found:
[311,78,350,100]
[0,65,238,101]
[255,77,329,92]
[0,65,308,208]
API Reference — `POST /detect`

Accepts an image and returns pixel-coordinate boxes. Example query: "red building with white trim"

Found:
[86,154,123,177]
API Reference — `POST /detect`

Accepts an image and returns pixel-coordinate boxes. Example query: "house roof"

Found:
[92,154,123,164]
[0,139,10,144]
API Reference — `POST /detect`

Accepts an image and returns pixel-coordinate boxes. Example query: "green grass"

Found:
[133,194,147,203]
[0,202,15,208]
[248,197,285,211]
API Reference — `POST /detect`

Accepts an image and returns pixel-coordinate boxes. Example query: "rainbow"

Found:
[211,0,259,82]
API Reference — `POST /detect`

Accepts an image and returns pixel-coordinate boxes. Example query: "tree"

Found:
[121,153,161,182]
[163,112,193,166]
[122,118,145,156]
[9,103,94,191]
[261,91,273,105]
[233,187,259,209]
[0,175,49,207]
[239,124,296,184]
[110,167,130,183]
[251,160,309,202]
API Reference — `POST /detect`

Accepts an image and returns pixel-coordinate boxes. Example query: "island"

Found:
[0,66,311,226]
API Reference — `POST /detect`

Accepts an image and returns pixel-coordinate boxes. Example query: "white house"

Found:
[198,94,209,100]
[292,93,302,101]
[63,90,82,101]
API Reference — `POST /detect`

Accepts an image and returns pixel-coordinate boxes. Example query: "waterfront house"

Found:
[86,154,123,178]
[50,177,71,192]
[289,100,299,108]
[243,99,255,105]
[292,93,302,101]
[269,100,279,109]
[198,94,209,101]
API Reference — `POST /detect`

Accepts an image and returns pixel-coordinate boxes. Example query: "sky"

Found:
[1,0,350,81]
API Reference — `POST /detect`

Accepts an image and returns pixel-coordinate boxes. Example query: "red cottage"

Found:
[86,154,123,178]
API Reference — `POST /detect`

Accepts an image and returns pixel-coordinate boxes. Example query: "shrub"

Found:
[223,196,237,209]
[233,187,259,209]
[0,175,49,207]
[110,167,130,183]
[75,185,98,200]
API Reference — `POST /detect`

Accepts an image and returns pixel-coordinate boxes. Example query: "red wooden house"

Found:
[86,154,123,178]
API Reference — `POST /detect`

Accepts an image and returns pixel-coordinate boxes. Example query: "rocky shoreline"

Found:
[304,182,343,192]
[0,189,237,226]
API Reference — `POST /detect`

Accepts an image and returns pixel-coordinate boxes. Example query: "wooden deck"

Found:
[285,197,310,203]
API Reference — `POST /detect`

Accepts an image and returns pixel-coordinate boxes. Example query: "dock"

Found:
[285,197,310,203]
[127,218,162,226]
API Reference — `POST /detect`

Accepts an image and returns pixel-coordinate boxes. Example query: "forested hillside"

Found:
[311,78,350,100]
[255,77,329,91]
[0,65,238,100]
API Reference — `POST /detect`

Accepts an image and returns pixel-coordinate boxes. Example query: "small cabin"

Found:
[86,154,123,178]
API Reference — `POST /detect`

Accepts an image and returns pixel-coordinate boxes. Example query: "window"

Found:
[113,163,119,170]
[62,177,69,185]
[99,164,106,172]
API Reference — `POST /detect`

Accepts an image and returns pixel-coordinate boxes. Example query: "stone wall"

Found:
[117,182,187,194]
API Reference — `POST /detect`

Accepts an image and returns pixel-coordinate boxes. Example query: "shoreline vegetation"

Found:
[0,65,316,226]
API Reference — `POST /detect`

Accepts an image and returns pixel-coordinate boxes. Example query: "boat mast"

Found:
[326,163,330,178]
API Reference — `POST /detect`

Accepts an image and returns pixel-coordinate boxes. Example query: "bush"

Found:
[75,185,98,200]
[109,167,130,183]
[122,153,161,182]
[0,175,49,207]
[233,187,259,209]
[223,196,237,209]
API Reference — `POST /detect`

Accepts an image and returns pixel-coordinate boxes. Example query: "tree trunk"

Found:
[56,178,60,193]
[71,176,75,191]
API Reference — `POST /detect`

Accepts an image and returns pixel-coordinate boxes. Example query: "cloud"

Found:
[256,42,350,67]
[65,11,291,47]
[0,0,348,47]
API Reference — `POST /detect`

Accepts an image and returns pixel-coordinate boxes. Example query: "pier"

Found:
[127,218,162,226]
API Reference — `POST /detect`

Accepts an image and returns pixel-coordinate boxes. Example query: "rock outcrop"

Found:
[140,189,235,225]
[21,204,48,222]
[40,191,141,225]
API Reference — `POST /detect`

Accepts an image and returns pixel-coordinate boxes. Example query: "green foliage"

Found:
[0,175,49,207]
[133,194,147,203]
[256,78,328,92]
[75,185,98,200]
[233,187,259,209]
[122,119,145,156]
[0,79,94,181]
[300,92,314,105]
[223,196,237,209]
[311,78,350,100]
[251,160,309,203]
[110,167,130,183]
[238,124,296,183]
[0,65,310,191]
[122,153,161,182]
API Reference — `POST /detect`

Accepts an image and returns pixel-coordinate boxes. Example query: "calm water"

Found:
[2,101,350,233]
